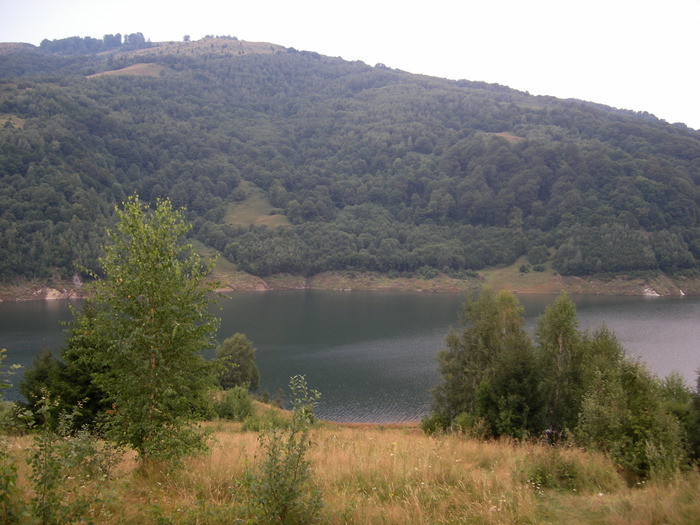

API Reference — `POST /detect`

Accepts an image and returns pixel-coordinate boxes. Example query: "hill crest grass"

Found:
[5,418,699,523]
[111,37,285,61]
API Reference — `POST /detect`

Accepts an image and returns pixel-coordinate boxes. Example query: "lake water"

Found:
[1,291,698,422]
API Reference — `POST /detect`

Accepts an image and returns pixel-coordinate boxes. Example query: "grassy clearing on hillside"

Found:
[188,239,268,291]
[87,63,168,78]
[5,418,699,524]
[225,183,290,228]
[0,114,24,128]
[492,131,525,143]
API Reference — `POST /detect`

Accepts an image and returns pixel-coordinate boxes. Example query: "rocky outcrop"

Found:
[38,287,82,300]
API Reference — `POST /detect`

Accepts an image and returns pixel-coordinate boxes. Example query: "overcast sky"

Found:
[2,0,699,129]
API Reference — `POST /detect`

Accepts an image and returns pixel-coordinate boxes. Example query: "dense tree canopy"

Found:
[0,37,699,282]
[425,290,697,477]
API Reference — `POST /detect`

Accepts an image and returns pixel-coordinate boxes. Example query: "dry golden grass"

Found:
[110,38,285,61]
[6,421,699,523]
[0,114,24,128]
[87,63,168,78]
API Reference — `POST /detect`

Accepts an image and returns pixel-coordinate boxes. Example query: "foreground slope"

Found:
[5,420,700,523]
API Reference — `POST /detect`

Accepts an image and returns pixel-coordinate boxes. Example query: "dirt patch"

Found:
[493,132,525,143]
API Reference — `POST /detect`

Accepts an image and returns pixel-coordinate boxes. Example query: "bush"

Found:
[240,408,289,432]
[213,386,254,421]
[244,375,323,524]
[451,412,490,439]
[18,396,120,523]
[0,439,21,523]
[517,447,622,493]
[527,245,550,265]
[575,362,687,479]
[420,413,449,435]
[0,401,20,435]
[417,265,439,279]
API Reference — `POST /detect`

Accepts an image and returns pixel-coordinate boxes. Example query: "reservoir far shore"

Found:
[2,288,698,423]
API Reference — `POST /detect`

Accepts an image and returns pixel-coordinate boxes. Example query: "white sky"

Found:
[2,0,699,129]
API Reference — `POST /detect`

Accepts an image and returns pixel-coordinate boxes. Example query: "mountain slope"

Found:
[1,37,699,285]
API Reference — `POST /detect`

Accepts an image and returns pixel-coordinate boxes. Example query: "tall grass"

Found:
[5,422,700,523]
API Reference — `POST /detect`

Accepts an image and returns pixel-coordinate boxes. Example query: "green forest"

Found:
[1,35,699,283]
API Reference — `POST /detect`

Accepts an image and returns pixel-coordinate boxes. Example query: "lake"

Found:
[1,291,698,422]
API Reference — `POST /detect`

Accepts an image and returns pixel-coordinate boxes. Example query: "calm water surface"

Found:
[1,291,698,422]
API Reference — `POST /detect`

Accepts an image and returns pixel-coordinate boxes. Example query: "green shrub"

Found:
[244,375,323,524]
[214,386,254,421]
[417,266,439,279]
[527,245,550,265]
[20,396,120,524]
[241,408,290,432]
[0,401,20,435]
[517,447,622,493]
[420,413,449,435]
[451,412,490,439]
[575,362,687,479]
[0,439,22,524]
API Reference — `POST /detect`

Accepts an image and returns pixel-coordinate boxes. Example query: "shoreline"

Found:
[2,268,699,302]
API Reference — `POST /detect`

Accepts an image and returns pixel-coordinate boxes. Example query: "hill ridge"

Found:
[0,38,698,287]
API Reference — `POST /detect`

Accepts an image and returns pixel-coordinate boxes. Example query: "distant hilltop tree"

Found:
[103,33,122,48]
[39,33,149,54]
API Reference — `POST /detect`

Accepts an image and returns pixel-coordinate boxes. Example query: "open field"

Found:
[5,413,700,524]
[87,63,168,78]
[224,182,290,228]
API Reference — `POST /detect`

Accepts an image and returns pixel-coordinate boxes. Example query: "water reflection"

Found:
[2,291,699,422]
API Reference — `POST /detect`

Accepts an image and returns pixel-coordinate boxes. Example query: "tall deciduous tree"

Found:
[72,195,219,464]
[430,289,541,437]
[535,291,582,431]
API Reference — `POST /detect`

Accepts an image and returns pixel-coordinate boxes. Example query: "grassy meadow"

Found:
[225,182,290,228]
[5,407,700,524]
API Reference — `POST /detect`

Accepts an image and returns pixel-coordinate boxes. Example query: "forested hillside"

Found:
[1,36,699,283]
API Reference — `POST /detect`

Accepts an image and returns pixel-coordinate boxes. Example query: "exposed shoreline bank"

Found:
[2,268,699,302]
